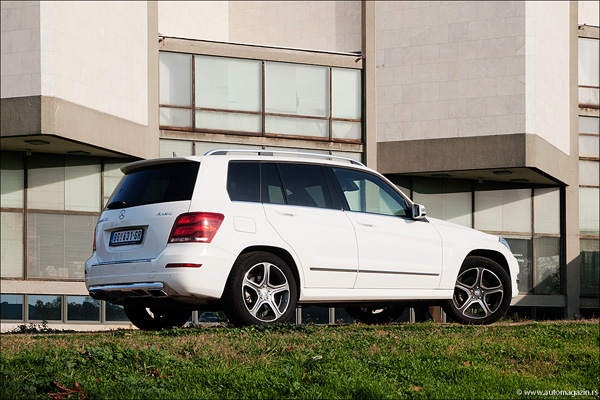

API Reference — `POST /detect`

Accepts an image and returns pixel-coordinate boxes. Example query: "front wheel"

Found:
[123,306,191,330]
[443,256,511,325]
[345,306,406,324]
[223,252,298,327]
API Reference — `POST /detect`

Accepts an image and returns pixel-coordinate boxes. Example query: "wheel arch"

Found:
[236,245,302,298]
[464,249,510,275]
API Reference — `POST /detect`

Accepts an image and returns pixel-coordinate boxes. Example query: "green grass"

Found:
[1,320,599,399]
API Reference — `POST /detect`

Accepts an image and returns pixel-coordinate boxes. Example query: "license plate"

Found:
[110,229,144,246]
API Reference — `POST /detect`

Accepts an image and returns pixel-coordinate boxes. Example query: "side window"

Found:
[276,163,333,209]
[261,163,285,204]
[332,167,409,217]
[227,161,260,202]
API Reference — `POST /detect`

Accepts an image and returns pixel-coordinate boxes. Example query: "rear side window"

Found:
[262,163,285,204]
[277,164,332,209]
[106,162,199,209]
[227,162,260,202]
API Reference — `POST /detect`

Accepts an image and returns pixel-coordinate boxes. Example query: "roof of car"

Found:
[121,149,366,174]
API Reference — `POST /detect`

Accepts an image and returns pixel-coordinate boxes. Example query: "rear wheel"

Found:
[223,251,298,327]
[345,306,406,324]
[123,306,191,330]
[443,256,511,325]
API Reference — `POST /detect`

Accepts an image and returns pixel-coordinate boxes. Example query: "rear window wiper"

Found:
[106,200,130,210]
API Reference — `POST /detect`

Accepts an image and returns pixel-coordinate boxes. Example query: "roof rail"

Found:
[203,148,365,166]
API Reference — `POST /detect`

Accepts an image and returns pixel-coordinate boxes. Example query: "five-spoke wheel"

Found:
[223,251,298,326]
[443,256,511,325]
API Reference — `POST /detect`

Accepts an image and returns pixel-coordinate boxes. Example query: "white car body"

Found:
[85,150,519,325]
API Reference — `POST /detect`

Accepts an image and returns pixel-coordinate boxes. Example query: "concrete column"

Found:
[565,0,581,319]
[361,1,376,169]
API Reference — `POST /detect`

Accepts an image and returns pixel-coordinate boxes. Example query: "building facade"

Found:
[1,1,598,331]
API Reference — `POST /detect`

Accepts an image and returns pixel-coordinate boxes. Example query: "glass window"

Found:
[0,151,24,208]
[580,188,600,236]
[331,151,363,163]
[265,115,329,138]
[277,164,332,209]
[160,107,192,128]
[579,38,599,87]
[107,162,200,209]
[28,154,101,212]
[227,162,260,202]
[301,306,330,324]
[580,239,600,297]
[265,62,329,117]
[27,154,65,210]
[413,178,472,228]
[28,295,61,321]
[504,237,533,293]
[1,212,24,278]
[261,163,285,205]
[475,189,532,233]
[67,296,100,321]
[195,55,261,112]
[159,52,192,106]
[332,167,409,217]
[106,302,129,321]
[579,116,599,135]
[0,294,23,320]
[332,121,361,141]
[332,68,361,120]
[578,87,599,107]
[65,157,101,212]
[534,237,561,295]
[194,142,262,156]
[103,161,126,207]
[534,188,560,235]
[196,110,261,133]
[579,135,599,159]
[579,160,600,186]
[159,140,194,159]
[27,214,95,279]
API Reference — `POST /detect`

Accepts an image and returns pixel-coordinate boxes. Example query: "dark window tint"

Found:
[262,163,285,204]
[277,164,332,208]
[0,294,23,320]
[28,295,61,321]
[227,162,260,202]
[106,162,199,209]
[332,167,409,217]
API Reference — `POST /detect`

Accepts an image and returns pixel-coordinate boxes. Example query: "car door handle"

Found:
[356,220,374,227]
[276,209,295,217]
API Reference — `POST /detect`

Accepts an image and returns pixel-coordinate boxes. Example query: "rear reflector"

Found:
[168,212,224,243]
[165,263,202,268]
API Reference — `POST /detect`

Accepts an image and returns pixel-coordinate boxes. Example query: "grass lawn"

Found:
[1,320,598,399]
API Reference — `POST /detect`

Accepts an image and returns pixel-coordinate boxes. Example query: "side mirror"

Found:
[412,204,427,220]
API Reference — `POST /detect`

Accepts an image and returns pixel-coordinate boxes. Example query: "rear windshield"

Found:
[106,162,200,209]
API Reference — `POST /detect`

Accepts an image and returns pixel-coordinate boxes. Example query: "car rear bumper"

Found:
[85,243,235,302]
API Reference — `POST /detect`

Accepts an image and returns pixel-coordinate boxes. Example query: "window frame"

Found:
[159,52,363,144]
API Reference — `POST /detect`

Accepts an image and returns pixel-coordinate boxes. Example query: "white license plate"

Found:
[110,229,144,246]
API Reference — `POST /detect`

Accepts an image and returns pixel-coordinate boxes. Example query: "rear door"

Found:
[329,167,443,289]
[262,162,358,288]
[95,161,199,264]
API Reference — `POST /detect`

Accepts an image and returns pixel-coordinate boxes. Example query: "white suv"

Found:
[86,149,519,329]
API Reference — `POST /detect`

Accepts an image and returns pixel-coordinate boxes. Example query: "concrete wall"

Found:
[579,0,600,26]
[228,1,362,53]
[158,1,229,42]
[374,1,571,156]
[525,1,570,154]
[40,1,148,125]
[375,1,528,143]
[1,1,42,98]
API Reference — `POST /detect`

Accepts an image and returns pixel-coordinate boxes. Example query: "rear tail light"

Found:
[93,227,97,252]
[168,212,224,243]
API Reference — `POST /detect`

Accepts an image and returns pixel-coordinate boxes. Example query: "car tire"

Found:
[443,256,512,325]
[223,251,298,327]
[345,305,406,324]
[124,306,191,331]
